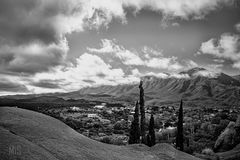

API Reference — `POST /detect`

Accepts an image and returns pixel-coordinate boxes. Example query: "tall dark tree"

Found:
[176,99,184,151]
[147,114,156,147]
[139,80,146,144]
[129,101,140,144]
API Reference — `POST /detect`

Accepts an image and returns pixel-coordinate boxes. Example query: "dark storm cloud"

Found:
[15,25,58,45]
[0,0,82,75]
[0,78,29,92]
[0,0,53,45]
[30,79,62,89]
[0,41,68,75]
[0,0,69,45]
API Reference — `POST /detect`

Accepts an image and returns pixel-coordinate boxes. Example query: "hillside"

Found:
[0,107,201,160]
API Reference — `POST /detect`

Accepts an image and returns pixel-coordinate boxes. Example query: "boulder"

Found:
[214,122,236,152]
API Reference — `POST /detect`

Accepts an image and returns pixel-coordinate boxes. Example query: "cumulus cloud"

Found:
[80,0,233,30]
[199,33,240,69]
[88,39,144,65]
[107,0,231,20]
[142,71,190,79]
[88,39,190,71]
[25,53,140,93]
[0,0,233,46]
[205,64,223,72]
[0,0,233,70]
[72,53,125,81]
[87,39,119,53]
[183,60,199,68]
[193,70,220,78]
[144,72,169,79]
[26,51,198,93]
[171,73,190,79]
[142,46,163,57]
[85,0,233,29]
[131,69,191,80]
[145,57,183,70]
[1,0,227,43]
[131,68,141,77]
[116,50,145,65]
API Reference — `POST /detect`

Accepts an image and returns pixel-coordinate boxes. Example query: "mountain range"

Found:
[61,67,240,106]
[1,67,240,107]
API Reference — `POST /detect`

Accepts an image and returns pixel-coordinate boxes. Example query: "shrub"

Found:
[100,136,126,145]
[113,130,124,134]
[211,117,221,125]
[202,148,214,156]
[100,136,111,144]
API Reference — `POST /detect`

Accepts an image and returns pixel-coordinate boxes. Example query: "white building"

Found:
[70,106,81,111]
[87,114,98,118]
[94,105,106,109]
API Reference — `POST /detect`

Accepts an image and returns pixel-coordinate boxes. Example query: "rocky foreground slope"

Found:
[0,107,201,160]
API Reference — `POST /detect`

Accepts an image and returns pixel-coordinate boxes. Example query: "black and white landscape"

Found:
[1,0,240,160]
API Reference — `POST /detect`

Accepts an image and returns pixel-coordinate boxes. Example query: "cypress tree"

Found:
[129,101,140,144]
[147,134,151,147]
[176,99,184,151]
[147,114,156,147]
[139,80,146,144]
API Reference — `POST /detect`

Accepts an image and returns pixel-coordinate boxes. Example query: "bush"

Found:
[100,136,126,145]
[202,148,214,156]
[100,136,111,144]
[113,120,127,130]
[213,119,230,138]
[217,112,228,120]
[184,146,194,154]
[211,117,221,124]
[113,130,124,134]
[112,138,126,145]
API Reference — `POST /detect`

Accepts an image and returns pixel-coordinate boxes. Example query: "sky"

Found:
[0,0,240,95]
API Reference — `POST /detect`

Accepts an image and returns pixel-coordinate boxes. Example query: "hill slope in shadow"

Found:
[0,107,201,160]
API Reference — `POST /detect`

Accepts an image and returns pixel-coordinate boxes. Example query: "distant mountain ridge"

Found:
[70,67,240,106]
[1,67,240,106]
